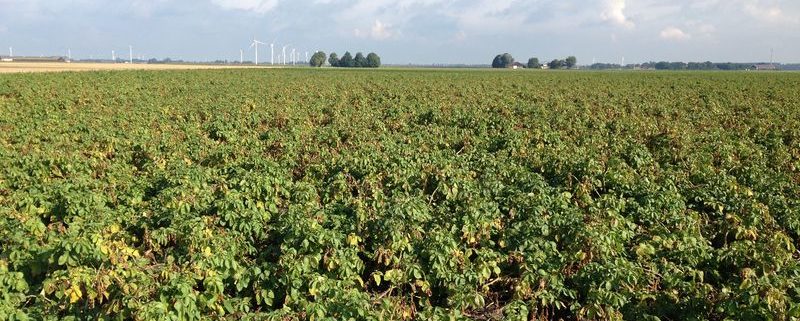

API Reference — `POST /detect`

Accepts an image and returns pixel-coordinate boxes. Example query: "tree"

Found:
[309,51,326,67]
[491,53,515,68]
[327,51,380,68]
[492,55,503,68]
[548,59,565,69]
[354,52,368,67]
[501,53,514,68]
[669,62,687,70]
[366,52,381,68]
[340,52,354,67]
[328,53,339,67]
[527,57,541,69]
[565,56,577,69]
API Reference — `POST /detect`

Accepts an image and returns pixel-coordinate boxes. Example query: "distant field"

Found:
[1,69,799,320]
[0,61,274,73]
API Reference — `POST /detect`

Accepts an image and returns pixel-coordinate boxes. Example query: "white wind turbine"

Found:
[291,48,296,65]
[8,47,12,57]
[282,45,289,65]
[250,38,266,65]
[129,45,133,64]
[240,49,243,64]
[112,50,116,62]
[269,38,277,65]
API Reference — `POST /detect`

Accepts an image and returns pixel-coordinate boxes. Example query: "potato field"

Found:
[1,69,799,320]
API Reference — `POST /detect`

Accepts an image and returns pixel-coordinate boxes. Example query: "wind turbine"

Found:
[269,38,277,65]
[8,47,12,57]
[270,43,275,65]
[129,45,133,64]
[240,49,243,64]
[67,49,71,61]
[282,45,289,65]
[291,48,296,65]
[112,50,116,62]
[250,38,266,65]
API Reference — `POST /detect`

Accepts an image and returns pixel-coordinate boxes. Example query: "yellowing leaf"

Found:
[67,284,82,304]
[347,233,361,246]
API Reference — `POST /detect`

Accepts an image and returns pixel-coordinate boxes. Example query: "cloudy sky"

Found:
[0,0,798,64]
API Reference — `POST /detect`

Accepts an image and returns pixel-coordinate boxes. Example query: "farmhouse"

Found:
[511,62,526,69]
[751,63,778,71]
[0,57,12,62]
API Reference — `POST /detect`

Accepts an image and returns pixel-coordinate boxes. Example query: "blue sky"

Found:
[0,0,798,64]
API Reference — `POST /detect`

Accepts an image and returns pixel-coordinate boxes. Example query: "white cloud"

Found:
[660,27,691,40]
[602,0,634,28]
[742,2,799,24]
[130,0,170,17]
[210,0,279,14]
[354,20,393,40]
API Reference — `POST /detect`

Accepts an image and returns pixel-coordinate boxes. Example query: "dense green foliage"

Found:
[588,62,759,71]
[565,57,577,69]
[491,54,514,68]
[309,52,327,68]
[527,58,541,69]
[1,69,800,320]
[329,52,380,68]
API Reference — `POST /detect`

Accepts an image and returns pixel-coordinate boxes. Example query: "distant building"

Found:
[511,62,526,69]
[5,56,66,63]
[0,58,12,62]
[751,64,778,71]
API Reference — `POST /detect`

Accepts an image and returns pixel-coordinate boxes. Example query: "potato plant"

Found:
[1,69,799,320]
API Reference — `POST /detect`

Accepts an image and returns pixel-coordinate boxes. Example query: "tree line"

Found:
[588,61,761,70]
[309,51,381,68]
[492,53,577,69]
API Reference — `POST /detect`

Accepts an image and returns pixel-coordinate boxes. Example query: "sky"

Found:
[0,0,798,64]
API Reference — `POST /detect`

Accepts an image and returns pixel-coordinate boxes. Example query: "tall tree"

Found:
[565,56,577,69]
[354,52,368,67]
[548,59,565,69]
[309,51,326,67]
[527,57,541,69]
[492,55,503,68]
[340,52,354,68]
[328,53,339,67]
[366,52,381,68]
[501,53,514,68]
